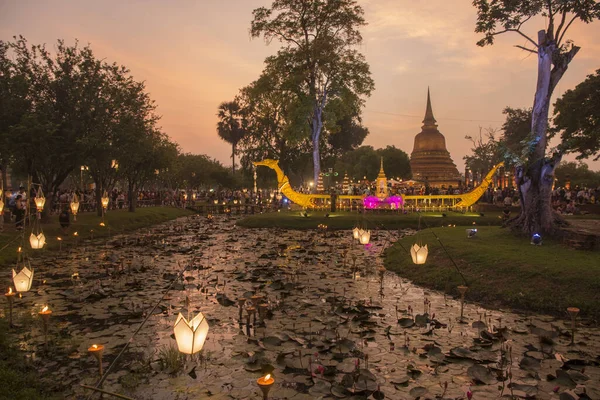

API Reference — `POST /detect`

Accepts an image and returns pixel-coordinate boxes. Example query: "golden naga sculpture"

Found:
[254,159,504,209]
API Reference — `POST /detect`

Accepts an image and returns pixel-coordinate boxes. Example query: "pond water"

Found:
[4,214,600,399]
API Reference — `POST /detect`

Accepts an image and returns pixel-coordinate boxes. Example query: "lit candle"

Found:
[5,287,15,327]
[257,373,274,399]
[39,305,52,317]
[88,344,105,376]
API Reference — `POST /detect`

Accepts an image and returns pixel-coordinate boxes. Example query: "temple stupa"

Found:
[409,89,461,188]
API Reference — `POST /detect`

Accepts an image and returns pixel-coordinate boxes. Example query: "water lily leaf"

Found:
[467,364,495,385]
[519,356,541,371]
[409,386,428,398]
[508,383,537,397]
[398,318,414,328]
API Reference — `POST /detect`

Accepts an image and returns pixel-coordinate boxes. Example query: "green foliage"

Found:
[157,344,186,375]
[554,69,600,161]
[250,0,374,182]
[0,320,62,399]
[555,161,600,188]
[334,145,410,181]
[217,100,246,174]
[162,153,237,189]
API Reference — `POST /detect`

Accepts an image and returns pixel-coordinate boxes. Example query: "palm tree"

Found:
[217,101,245,174]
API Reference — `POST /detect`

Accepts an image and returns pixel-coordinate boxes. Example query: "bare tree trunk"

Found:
[232,143,236,175]
[95,186,103,216]
[510,31,578,235]
[128,181,137,213]
[311,108,323,192]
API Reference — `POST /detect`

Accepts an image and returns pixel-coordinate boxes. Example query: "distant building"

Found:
[410,89,462,188]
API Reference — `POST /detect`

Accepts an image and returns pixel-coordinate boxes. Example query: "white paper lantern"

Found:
[466,228,477,238]
[29,232,46,249]
[34,189,46,213]
[359,230,371,245]
[70,193,80,215]
[410,244,428,265]
[173,312,209,354]
[12,266,34,292]
[101,191,110,209]
[352,227,360,240]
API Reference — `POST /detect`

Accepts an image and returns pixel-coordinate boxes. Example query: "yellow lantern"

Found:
[173,312,209,354]
[70,193,80,216]
[192,193,197,200]
[12,266,34,292]
[101,191,109,210]
[359,230,371,245]
[352,227,360,240]
[183,192,188,201]
[410,244,428,265]
[111,159,119,169]
[29,232,46,249]
[35,188,46,213]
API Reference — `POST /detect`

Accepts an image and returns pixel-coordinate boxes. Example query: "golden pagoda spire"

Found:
[423,87,438,128]
[377,157,386,178]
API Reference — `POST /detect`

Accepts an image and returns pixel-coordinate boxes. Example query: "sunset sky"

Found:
[2,0,599,171]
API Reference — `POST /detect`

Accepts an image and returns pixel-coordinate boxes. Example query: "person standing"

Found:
[14,194,26,230]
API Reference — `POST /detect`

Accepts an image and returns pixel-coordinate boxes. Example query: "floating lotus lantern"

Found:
[101,191,109,210]
[410,244,428,265]
[352,227,360,240]
[12,266,34,292]
[34,188,46,214]
[29,232,46,249]
[466,228,477,238]
[70,193,80,219]
[173,312,209,354]
[359,230,371,245]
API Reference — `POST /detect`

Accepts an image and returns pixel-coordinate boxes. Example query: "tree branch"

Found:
[490,27,538,48]
[555,8,568,44]
[557,15,577,46]
[514,45,538,54]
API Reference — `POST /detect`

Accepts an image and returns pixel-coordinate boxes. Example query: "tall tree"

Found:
[553,69,600,161]
[8,37,105,217]
[250,0,374,189]
[217,100,246,174]
[464,127,501,183]
[473,0,600,234]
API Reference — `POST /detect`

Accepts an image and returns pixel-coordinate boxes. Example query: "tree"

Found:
[251,0,374,189]
[0,40,30,193]
[8,37,106,218]
[474,0,600,234]
[553,69,600,161]
[554,161,600,188]
[464,127,501,183]
[334,145,411,181]
[217,100,246,174]
[326,114,369,160]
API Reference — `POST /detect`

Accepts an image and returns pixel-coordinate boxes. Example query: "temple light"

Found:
[531,233,542,246]
[466,229,477,238]
[101,191,109,209]
[410,244,428,264]
[70,193,80,216]
[29,232,46,249]
[173,312,209,354]
[12,266,34,292]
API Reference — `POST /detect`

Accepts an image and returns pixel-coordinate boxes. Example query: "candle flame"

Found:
[100,222,105,227]
[41,306,48,312]
[7,287,12,294]
[57,237,62,241]
[74,232,78,236]
[92,344,98,349]
[264,374,271,381]
[17,247,22,252]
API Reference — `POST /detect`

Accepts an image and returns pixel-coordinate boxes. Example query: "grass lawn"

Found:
[384,226,600,321]
[236,210,505,230]
[0,206,194,267]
